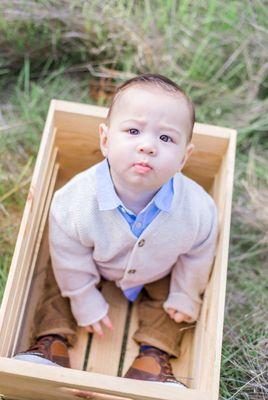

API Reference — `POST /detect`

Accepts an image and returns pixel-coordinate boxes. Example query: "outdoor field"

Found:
[0,1,267,399]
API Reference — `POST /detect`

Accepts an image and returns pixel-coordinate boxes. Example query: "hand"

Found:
[84,314,113,337]
[166,308,192,323]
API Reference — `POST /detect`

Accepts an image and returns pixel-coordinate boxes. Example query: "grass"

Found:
[220,150,268,399]
[0,1,267,398]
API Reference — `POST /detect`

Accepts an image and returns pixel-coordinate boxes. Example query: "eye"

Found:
[128,128,140,135]
[160,134,173,143]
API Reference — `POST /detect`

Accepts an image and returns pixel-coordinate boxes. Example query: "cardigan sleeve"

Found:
[163,200,218,322]
[48,209,109,327]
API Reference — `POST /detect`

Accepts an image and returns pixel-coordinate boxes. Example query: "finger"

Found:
[174,312,185,323]
[101,315,114,330]
[84,326,93,333]
[166,308,176,318]
[59,388,94,399]
[92,321,104,336]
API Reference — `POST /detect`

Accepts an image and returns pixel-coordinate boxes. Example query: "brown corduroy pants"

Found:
[32,260,195,357]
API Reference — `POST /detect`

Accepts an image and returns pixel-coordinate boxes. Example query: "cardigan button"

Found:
[138,239,145,247]
[128,269,136,274]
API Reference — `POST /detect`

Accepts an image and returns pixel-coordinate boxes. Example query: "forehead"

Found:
[109,84,191,126]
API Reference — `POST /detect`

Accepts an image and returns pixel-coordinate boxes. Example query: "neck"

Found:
[113,180,158,215]
[119,190,157,215]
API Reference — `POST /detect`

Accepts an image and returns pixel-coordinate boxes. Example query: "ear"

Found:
[99,123,109,157]
[179,143,195,171]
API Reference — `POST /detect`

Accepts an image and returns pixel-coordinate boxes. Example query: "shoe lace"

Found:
[140,348,176,379]
[159,353,175,377]
[28,336,53,354]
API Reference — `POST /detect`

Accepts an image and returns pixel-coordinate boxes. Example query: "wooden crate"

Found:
[0,100,236,400]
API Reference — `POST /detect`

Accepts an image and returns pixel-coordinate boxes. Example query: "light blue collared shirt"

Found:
[96,159,174,301]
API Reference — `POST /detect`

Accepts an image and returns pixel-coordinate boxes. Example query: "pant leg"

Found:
[132,275,195,357]
[32,259,78,347]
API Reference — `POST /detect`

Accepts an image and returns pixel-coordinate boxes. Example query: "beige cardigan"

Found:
[49,162,218,326]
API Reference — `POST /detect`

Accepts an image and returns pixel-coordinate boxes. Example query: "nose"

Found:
[136,140,156,156]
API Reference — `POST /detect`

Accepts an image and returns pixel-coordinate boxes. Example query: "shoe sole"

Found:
[151,381,187,388]
[13,354,61,367]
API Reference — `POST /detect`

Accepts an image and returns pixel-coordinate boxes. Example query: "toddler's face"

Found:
[99,84,194,193]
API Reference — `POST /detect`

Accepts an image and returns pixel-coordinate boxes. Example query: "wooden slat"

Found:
[184,151,222,178]
[207,133,236,399]
[171,328,195,388]
[86,282,128,376]
[69,328,89,371]
[183,171,213,193]
[14,162,60,352]
[17,222,50,353]
[56,129,103,182]
[0,145,59,356]
[69,328,88,371]
[0,357,210,400]
[10,156,59,355]
[191,131,237,395]
[54,101,107,134]
[193,122,236,139]
[121,303,139,376]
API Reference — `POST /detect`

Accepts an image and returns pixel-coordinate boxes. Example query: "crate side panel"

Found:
[16,223,50,352]
[0,107,57,348]
[182,134,229,192]
[0,148,58,356]
[191,132,236,396]
[0,357,210,400]
[54,108,106,135]
[171,328,195,388]
[55,129,103,183]
[14,164,60,355]
[206,133,236,398]
[194,122,236,140]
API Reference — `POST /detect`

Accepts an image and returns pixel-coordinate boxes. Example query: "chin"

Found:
[134,180,160,192]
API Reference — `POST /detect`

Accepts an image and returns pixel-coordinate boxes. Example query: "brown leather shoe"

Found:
[124,347,187,387]
[13,334,70,368]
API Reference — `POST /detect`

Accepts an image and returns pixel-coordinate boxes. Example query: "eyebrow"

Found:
[159,125,181,135]
[120,119,146,126]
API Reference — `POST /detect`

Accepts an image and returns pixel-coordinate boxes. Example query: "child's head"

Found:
[99,73,195,194]
[106,74,195,143]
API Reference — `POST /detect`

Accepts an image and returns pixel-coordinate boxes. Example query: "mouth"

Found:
[133,162,152,174]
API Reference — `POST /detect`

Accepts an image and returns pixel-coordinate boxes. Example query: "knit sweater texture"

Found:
[48,161,218,327]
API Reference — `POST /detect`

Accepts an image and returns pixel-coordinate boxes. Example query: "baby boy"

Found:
[15,74,217,387]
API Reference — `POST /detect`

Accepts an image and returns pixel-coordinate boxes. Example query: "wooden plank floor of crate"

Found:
[69,287,194,387]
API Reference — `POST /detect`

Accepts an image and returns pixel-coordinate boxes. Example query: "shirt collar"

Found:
[96,158,174,213]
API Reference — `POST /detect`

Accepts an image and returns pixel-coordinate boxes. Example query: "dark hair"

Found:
[106,73,195,141]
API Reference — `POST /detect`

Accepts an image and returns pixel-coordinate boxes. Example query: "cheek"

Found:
[107,144,128,164]
[161,151,182,173]
[111,138,132,154]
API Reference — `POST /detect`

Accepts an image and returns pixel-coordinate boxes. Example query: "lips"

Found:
[133,162,152,174]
